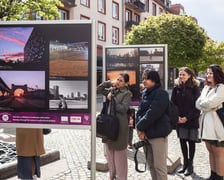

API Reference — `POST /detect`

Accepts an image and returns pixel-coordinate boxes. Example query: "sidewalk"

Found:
[3,128,210,180]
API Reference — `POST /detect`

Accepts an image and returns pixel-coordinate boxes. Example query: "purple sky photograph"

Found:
[0,27,33,62]
[0,71,45,89]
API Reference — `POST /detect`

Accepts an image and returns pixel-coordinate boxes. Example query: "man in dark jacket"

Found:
[136,69,172,180]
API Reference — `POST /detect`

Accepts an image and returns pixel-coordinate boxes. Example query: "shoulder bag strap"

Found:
[109,97,116,116]
[134,146,147,173]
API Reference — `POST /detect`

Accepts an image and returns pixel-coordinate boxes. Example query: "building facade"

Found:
[58,0,184,84]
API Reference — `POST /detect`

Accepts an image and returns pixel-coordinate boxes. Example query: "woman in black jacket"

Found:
[136,69,172,180]
[171,67,201,176]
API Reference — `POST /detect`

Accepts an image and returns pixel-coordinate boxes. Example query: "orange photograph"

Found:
[107,70,136,85]
[49,41,88,77]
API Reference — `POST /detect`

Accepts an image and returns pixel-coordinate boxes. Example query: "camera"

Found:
[133,140,149,149]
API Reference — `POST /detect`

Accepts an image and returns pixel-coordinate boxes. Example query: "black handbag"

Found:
[216,102,224,126]
[96,97,119,141]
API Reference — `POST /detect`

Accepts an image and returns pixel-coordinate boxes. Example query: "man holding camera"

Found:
[136,69,172,180]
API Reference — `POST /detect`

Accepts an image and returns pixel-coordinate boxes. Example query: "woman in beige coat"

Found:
[16,128,45,180]
[196,64,224,180]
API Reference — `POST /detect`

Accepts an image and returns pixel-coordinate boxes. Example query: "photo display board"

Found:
[104,44,167,106]
[0,21,93,128]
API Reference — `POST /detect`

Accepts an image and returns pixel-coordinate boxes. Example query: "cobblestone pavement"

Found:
[42,129,210,180]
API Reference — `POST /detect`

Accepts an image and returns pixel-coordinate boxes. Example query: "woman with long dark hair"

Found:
[171,67,201,176]
[97,73,131,180]
[196,64,224,180]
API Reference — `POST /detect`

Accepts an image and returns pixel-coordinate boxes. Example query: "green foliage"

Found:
[0,0,63,20]
[198,40,224,73]
[0,0,23,20]
[125,14,207,70]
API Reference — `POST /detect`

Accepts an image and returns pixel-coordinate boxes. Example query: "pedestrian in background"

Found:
[136,69,172,180]
[58,94,67,109]
[171,67,201,176]
[97,73,131,180]
[16,128,45,180]
[127,108,135,149]
[196,64,224,180]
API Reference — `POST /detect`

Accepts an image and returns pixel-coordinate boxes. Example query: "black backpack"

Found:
[167,100,179,129]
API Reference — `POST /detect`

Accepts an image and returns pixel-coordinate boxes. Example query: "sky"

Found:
[0,27,33,60]
[0,71,45,89]
[50,80,87,96]
[170,0,224,42]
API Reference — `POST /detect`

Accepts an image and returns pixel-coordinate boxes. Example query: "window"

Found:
[80,0,89,7]
[98,0,105,13]
[33,13,42,20]
[152,3,156,16]
[145,0,149,12]
[112,27,119,44]
[31,12,43,20]
[134,13,140,24]
[159,7,163,14]
[112,2,119,19]
[59,9,68,20]
[98,22,106,41]
[125,9,132,22]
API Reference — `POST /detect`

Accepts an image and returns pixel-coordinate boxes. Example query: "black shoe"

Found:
[184,161,193,176]
[184,167,193,176]
[177,165,187,173]
[214,174,224,180]
[206,171,216,180]
[177,158,188,173]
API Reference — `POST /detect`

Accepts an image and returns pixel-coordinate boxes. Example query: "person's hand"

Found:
[178,117,188,124]
[111,80,116,87]
[107,92,112,100]
[137,130,145,140]
[129,116,134,127]
[139,83,145,91]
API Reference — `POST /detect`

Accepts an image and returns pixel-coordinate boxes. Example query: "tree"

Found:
[125,14,208,70]
[198,40,224,73]
[0,0,63,20]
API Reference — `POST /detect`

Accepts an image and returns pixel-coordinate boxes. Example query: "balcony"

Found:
[125,0,145,13]
[61,0,76,7]
[125,20,140,29]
